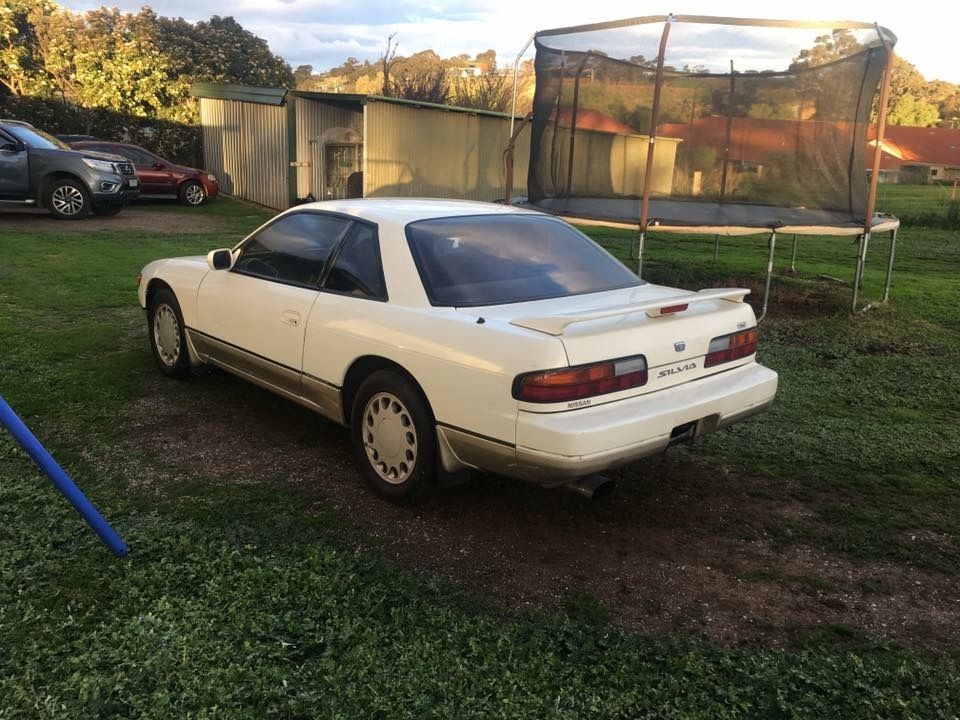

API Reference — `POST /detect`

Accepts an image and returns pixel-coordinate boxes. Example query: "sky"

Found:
[60,0,960,84]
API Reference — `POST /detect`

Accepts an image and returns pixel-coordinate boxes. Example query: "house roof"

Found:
[658,116,960,171]
[868,125,960,169]
[658,116,854,164]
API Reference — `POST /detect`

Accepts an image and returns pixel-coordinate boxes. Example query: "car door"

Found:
[116,145,174,193]
[0,130,29,197]
[195,211,354,396]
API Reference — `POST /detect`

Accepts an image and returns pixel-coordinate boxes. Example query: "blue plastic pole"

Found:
[0,394,129,557]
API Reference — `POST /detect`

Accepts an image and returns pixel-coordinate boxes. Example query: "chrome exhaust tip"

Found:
[564,474,616,500]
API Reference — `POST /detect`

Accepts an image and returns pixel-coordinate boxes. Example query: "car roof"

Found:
[290,198,544,226]
[0,119,34,128]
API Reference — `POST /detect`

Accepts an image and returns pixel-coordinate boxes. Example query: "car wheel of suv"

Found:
[92,203,123,217]
[46,178,90,219]
[351,370,436,500]
[148,287,191,378]
[179,180,206,206]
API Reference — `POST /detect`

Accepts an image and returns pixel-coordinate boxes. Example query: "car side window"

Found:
[323,222,387,300]
[234,212,352,288]
[117,146,157,165]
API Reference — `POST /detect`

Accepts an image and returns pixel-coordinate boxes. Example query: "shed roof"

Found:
[191,83,524,120]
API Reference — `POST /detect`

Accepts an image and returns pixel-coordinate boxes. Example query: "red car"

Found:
[71,141,219,206]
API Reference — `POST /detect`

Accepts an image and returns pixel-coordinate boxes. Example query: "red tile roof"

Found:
[657,116,960,170]
[868,125,960,169]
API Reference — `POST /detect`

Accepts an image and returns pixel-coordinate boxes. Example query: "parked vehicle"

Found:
[0,120,138,219]
[138,199,778,499]
[72,140,218,206]
[55,134,98,144]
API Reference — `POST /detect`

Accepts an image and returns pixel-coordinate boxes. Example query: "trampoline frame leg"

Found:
[0,394,129,557]
[758,230,776,323]
[635,230,646,277]
[712,234,720,264]
[789,233,798,273]
[882,227,897,303]
[852,232,871,313]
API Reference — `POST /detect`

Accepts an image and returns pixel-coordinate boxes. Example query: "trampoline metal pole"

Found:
[883,226,898,303]
[510,33,535,139]
[852,232,870,312]
[636,231,646,276]
[790,234,798,272]
[712,234,720,263]
[637,16,673,273]
[759,231,776,323]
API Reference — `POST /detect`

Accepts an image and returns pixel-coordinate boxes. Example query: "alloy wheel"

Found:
[51,185,85,216]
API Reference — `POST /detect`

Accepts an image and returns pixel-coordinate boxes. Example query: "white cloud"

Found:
[58,0,960,82]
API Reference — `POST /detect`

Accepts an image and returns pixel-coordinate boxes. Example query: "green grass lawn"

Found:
[875,182,960,228]
[1,199,959,718]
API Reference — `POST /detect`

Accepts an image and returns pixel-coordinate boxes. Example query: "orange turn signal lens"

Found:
[704,328,757,368]
[513,355,648,403]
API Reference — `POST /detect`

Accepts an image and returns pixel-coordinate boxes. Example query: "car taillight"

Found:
[704,328,757,368]
[513,355,648,403]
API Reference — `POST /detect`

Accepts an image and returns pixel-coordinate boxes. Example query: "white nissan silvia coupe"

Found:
[138,199,778,499]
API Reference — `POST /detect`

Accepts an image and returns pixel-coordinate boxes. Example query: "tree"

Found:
[380,32,398,96]
[453,73,512,112]
[0,0,57,96]
[790,29,862,70]
[883,57,940,127]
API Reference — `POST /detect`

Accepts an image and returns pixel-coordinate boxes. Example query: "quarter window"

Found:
[234,212,352,287]
[324,222,387,300]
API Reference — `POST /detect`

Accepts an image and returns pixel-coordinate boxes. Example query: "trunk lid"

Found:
[462,284,759,402]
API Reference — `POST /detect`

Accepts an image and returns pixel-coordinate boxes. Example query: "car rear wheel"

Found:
[179,180,206,206]
[46,178,90,219]
[350,370,436,500]
[148,287,191,378]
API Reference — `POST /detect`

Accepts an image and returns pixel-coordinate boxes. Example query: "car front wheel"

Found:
[350,370,436,500]
[179,180,206,206]
[148,287,191,378]
[46,178,91,219]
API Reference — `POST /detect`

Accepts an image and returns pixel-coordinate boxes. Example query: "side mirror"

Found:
[206,248,234,271]
[0,141,23,152]
[152,162,164,170]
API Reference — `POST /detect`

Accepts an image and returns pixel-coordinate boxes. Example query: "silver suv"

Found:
[0,120,140,219]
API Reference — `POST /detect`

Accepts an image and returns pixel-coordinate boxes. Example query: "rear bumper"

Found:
[437,362,778,484]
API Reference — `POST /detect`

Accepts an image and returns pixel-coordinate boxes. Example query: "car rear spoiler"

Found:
[510,288,751,336]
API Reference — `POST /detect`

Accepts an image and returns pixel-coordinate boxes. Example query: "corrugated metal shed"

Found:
[293,96,363,200]
[364,99,529,201]
[198,97,289,209]
[193,84,530,210]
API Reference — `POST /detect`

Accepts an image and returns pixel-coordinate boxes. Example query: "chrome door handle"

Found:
[281,310,300,327]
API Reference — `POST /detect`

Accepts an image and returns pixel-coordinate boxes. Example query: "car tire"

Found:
[92,203,123,217]
[46,178,91,219]
[178,180,206,206]
[350,369,436,500]
[148,287,191,378]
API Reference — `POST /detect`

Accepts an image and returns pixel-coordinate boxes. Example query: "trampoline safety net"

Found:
[529,15,896,232]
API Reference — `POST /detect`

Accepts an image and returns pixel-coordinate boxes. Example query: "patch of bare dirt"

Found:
[126,373,960,650]
[0,205,224,234]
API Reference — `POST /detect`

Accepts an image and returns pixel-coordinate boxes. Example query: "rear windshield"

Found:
[405,214,642,307]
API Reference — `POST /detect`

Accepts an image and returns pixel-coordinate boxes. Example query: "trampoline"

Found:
[510,15,899,317]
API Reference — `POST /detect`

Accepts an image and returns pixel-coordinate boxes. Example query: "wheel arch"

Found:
[39,171,89,207]
[145,278,175,310]
[340,355,434,426]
